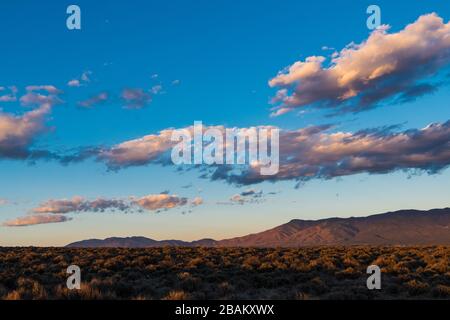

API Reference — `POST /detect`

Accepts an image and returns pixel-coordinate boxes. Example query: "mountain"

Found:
[67,236,218,248]
[217,208,450,247]
[66,208,450,248]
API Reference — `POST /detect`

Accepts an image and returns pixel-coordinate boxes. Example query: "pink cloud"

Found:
[3,214,71,227]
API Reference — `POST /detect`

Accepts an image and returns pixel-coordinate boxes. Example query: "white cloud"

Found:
[269,13,450,115]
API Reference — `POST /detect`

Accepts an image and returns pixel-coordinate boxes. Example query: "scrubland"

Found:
[0,246,449,300]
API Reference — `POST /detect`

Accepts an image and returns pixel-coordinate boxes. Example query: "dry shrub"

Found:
[432,284,450,298]
[242,256,260,270]
[405,279,430,296]
[162,290,190,300]
[295,291,310,300]
[218,281,233,296]
[54,283,105,300]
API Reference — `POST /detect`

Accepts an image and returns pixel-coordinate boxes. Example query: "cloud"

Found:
[239,189,263,197]
[64,120,450,186]
[33,196,131,214]
[19,92,60,107]
[81,71,92,82]
[97,128,176,169]
[0,86,18,102]
[3,193,202,227]
[228,189,264,205]
[216,189,265,205]
[150,85,163,95]
[93,124,278,170]
[0,103,52,159]
[0,198,8,206]
[93,124,262,169]
[0,85,62,160]
[121,88,152,109]
[269,13,450,116]
[216,121,450,185]
[67,79,81,87]
[190,197,203,206]
[3,214,71,227]
[20,85,63,107]
[133,194,188,211]
[78,92,108,108]
[32,194,202,215]
[68,71,92,87]
[25,85,61,95]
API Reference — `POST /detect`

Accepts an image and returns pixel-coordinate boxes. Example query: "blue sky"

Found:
[1,0,450,246]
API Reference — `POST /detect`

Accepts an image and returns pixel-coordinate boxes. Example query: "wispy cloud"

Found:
[3,193,203,227]
[132,194,188,211]
[33,194,202,215]
[25,85,62,95]
[81,71,92,82]
[190,197,203,206]
[78,92,108,108]
[33,196,131,214]
[3,214,71,227]
[19,85,63,107]
[150,85,163,95]
[269,13,450,116]
[68,71,92,87]
[67,79,81,87]
[0,86,18,102]
[121,88,152,109]
[229,189,264,204]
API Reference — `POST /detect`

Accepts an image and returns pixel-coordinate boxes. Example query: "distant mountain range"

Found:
[66,208,450,248]
[67,237,217,248]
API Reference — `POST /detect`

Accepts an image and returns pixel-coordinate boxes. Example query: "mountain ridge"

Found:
[66,207,450,247]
